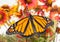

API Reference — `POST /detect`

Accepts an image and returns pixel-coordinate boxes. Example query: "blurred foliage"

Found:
[0,35,18,42]
[0,34,55,42]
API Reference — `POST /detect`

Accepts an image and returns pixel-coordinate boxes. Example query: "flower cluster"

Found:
[18,0,60,21]
[0,0,60,26]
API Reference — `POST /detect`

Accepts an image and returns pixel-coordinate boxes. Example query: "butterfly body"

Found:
[6,15,54,37]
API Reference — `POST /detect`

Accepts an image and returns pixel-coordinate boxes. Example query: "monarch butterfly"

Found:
[6,14,54,37]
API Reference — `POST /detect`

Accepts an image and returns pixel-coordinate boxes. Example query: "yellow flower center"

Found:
[25,0,32,4]
[0,14,3,20]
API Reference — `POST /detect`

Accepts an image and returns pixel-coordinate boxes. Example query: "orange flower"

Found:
[1,5,10,12]
[19,0,38,10]
[9,5,19,16]
[0,9,8,26]
[13,10,23,18]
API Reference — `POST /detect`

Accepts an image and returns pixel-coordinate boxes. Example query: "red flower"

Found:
[16,34,23,38]
[49,11,56,19]
[49,11,60,21]
[46,28,51,33]
[18,0,38,10]
[39,0,46,3]
[36,10,44,16]
[14,11,23,18]
[42,5,48,9]
[40,0,55,6]
[45,28,54,37]
[55,15,60,21]
[0,9,8,26]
